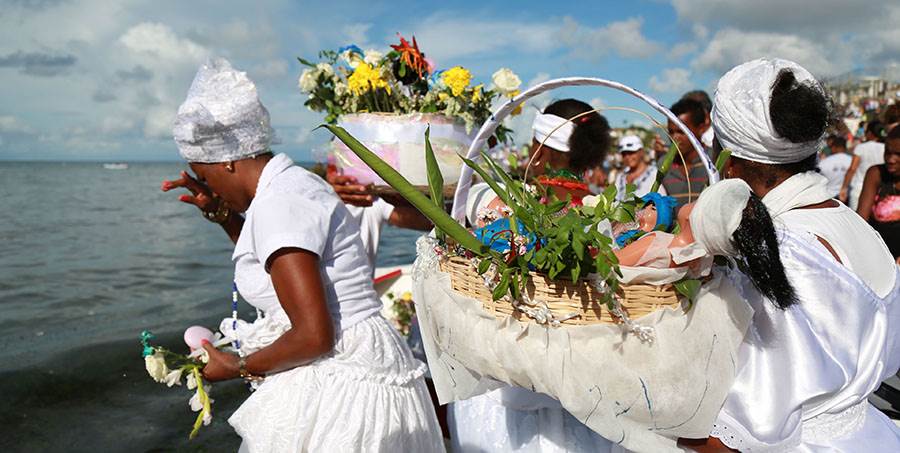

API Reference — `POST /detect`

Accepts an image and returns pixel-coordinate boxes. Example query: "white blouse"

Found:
[232,153,382,331]
[713,230,900,451]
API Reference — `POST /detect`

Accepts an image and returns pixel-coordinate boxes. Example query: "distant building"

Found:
[825,70,900,111]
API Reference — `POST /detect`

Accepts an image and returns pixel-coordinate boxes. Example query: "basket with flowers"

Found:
[298,35,522,187]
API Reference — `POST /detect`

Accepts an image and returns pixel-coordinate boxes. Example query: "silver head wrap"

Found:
[173,57,275,163]
[689,179,752,257]
[712,58,824,164]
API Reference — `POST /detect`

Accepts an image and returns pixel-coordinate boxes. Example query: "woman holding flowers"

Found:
[162,58,442,453]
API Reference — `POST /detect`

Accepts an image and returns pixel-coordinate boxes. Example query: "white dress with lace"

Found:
[711,230,900,452]
[219,153,443,452]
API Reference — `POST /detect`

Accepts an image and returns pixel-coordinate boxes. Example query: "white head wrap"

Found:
[689,179,752,257]
[173,57,275,163]
[712,58,824,164]
[532,113,574,152]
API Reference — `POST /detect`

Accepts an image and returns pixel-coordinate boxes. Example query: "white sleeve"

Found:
[372,197,395,223]
[250,192,331,267]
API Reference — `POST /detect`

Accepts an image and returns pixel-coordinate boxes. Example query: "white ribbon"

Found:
[532,113,574,152]
[712,58,824,164]
[762,171,833,218]
[690,179,752,257]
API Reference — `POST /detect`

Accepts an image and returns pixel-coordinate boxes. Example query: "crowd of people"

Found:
[160,56,899,452]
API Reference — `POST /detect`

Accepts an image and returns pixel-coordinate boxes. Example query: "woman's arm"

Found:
[839,154,861,202]
[162,170,244,244]
[202,247,335,380]
[856,165,882,221]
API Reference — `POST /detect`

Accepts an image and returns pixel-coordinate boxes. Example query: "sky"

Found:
[0,0,897,162]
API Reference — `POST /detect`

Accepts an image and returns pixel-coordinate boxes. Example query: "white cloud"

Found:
[690,29,850,77]
[253,59,289,78]
[409,15,558,63]
[670,0,888,32]
[119,22,208,64]
[0,115,34,134]
[668,42,697,61]
[561,17,662,60]
[649,68,693,93]
[143,106,176,140]
[342,23,373,48]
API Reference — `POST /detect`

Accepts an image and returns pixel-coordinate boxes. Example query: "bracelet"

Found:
[203,202,231,224]
[238,356,263,383]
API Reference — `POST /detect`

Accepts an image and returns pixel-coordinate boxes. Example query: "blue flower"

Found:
[337,44,363,56]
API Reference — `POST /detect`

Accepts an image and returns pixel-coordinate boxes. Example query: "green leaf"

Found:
[674,279,702,305]
[492,270,512,301]
[715,148,732,174]
[398,62,407,77]
[323,124,485,255]
[652,142,679,193]
[481,151,527,205]
[459,154,513,207]
[477,259,492,275]
[296,57,316,67]
[423,127,445,241]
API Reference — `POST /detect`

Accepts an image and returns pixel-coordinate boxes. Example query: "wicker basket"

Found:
[439,256,682,325]
[441,77,719,327]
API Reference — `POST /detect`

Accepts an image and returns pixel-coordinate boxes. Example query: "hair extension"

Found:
[670,98,707,128]
[732,194,799,309]
[543,99,612,172]
[769,69,831,144]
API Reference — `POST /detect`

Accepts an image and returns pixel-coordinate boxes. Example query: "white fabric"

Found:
[224,314,444,453]
[701,126,714,149]
[614,165,664,201]
[618,135,643,152]
[532,113,574,152]
[711,230,900,452]
[412,236,754,453]
[712,58,825,164]
[232,153,382,331]
[346,198,395,272]
[819,152,852,197]
[690,179,752,257]
[849,141,886,210]
[762,171,896,297]
[449,389,618,453]
[173,58,275,163]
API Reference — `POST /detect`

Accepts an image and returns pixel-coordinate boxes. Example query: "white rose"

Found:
[298,68,318,93]
[316,62,334,76]
[144,352,169,383]
[163,368,183,387]
[363,49,383,66]
[492,68,521,94]
[340,50,361,68]
[581,195,600,208]
[334,81,348,97]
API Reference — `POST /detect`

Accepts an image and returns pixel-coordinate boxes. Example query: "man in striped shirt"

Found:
[662,98,711,207]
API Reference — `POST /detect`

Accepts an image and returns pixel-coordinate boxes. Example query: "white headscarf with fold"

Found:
[690,179,753,257]
[532,113,574,152]
[712,58,825,164]
[173,57,276,163]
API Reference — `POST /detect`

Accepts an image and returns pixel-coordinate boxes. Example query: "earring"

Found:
[225,161,234,172]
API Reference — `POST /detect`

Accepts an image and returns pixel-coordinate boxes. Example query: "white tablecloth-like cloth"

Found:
[221,313,443,453]
[412,237,753,453]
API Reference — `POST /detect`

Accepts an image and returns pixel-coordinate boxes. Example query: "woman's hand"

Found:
[161,170,220,213]
[200,341,240,382]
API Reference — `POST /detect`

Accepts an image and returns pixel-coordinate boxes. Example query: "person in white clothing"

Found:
[161,58,442,453]
[840,120,887,209]
[614,134,665,201]
[819,135,852,197]
[680,57,900,452]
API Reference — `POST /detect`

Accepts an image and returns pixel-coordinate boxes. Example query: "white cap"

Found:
[618,135,643,152]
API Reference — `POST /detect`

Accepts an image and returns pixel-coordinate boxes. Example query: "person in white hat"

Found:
[161,58,443,452]
[613,134,665,201]
[679,57,900,452]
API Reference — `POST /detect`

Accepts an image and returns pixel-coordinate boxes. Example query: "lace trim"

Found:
[801,402,868,444]
[710,411,801,452]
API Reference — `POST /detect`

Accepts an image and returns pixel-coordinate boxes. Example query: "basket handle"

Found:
[451,77,719,222]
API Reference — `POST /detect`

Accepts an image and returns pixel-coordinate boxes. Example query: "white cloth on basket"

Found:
[412,236,754,453]
[710,230,900,452]
[225,153,442,452]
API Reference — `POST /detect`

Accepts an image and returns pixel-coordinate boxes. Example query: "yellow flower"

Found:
[347,62,391,96]
[507,89,520,99]
[511,104,523,116]
[438,92,449,102]
[442,66,471,97]
[400,291,413,301]
[472,84,483,103]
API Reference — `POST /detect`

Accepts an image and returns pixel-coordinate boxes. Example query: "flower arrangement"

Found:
[140,329,219,439]
[298,36,521,140]
[385,291,417,336]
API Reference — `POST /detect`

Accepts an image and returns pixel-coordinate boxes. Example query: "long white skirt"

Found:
[226,315,444,453]
[450,388,619,453]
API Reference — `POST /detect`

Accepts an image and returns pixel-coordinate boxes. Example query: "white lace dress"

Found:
[219,153,443,452]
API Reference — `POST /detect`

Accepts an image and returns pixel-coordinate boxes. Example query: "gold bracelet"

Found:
[238,356,263,383]
[203,202,231,224]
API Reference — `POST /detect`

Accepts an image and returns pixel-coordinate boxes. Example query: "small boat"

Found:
[102,163,129,170]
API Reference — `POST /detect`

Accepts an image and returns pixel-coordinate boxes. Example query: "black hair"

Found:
[733,194,799,309]
[888,123,900,141]
[670,98,707,128]
[883,104,900,127]
[866,120,886,142]
[681,90,712,114]
[829,134,847,149]
[733,154,818,188]
[769,69,831,144]
[542,99,612,172]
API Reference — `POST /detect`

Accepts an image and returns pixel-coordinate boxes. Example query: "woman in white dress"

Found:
[680,57,900,452]
[161,58,443,453]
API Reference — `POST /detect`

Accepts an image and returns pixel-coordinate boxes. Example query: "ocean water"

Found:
[0,161,421,451]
